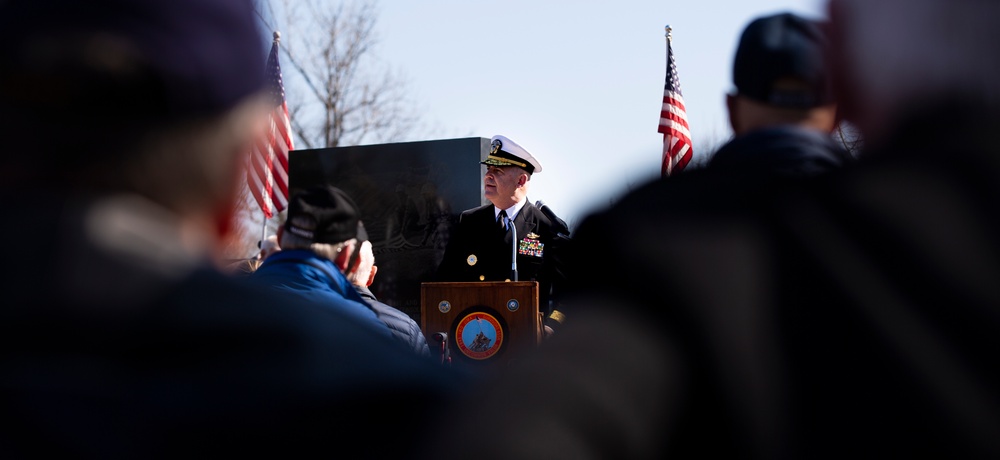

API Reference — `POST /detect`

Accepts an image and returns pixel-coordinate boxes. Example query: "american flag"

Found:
[658,26,693,177]
[247,32,294,219]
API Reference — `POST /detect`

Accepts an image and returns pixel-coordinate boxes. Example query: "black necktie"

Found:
[498,210,508,231]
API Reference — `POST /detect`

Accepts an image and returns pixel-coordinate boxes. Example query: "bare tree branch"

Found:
[289,104,314,150]
[267,0,421,149]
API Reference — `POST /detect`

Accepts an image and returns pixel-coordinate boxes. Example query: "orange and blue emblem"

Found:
[455,312,504,360]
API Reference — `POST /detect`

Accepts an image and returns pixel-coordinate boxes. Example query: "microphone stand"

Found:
[506,214,518,281]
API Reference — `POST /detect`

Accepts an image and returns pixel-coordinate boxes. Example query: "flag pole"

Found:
[268,30,280,249]
[259,215,268,258]
[255,29,278,258]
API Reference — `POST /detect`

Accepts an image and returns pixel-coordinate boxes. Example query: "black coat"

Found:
[425,102,1000,459]
[707,125,855,176]
[1,192,466,458]
[436,200,568,316]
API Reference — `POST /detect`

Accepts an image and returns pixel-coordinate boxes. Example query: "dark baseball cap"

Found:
[733,12,832,109]
[284,185,363,245]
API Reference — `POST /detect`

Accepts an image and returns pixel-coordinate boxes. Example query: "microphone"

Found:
[535,200,570,235]
[431,332,451,365]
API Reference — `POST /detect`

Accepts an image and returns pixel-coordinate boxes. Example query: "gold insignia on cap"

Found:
[467,254,478,266]
[483,154,527,168]
[526,232,540,239]
[491,139,502,154]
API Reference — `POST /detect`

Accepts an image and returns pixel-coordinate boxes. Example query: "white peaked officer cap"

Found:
[482,135,543,174]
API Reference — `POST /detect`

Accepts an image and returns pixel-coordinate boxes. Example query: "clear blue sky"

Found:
[274,0,828,230]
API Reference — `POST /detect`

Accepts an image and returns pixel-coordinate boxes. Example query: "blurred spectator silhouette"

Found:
[422,0,1000,458]
[0,0,463,457]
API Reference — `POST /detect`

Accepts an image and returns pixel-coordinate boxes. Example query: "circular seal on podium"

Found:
[453,309,506,361]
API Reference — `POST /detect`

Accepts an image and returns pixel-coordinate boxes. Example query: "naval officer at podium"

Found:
[435,134,570,336]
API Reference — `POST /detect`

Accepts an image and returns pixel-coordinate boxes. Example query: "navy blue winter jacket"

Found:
[250,249,396,343]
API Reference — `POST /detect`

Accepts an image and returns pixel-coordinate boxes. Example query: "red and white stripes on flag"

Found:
[247,33,294,219]
[658,26,693,177]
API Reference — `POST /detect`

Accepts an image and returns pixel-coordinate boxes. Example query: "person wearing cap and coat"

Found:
[542,14,856,322]
[254,215,432,357]
[422,2,1000,458]
[251,185,399,343]
[435,135,570,336]
[0,0,464,457]
[707,12,853,176]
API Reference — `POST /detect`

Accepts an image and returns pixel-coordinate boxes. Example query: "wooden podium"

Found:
[421,281,541,369]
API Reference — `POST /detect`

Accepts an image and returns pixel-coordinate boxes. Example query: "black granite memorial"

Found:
[289,137,491,323]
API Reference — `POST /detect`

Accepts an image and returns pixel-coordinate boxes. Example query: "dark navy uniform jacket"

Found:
[435,200,568,318]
